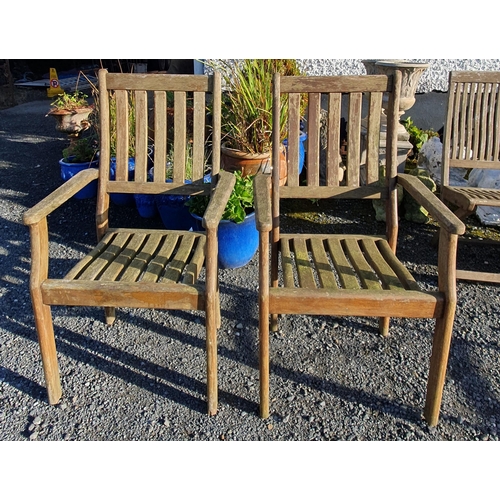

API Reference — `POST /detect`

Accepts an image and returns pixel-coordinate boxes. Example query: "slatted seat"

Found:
[23,69,235,415]
[437,71,500,283]
[254,72,466,427]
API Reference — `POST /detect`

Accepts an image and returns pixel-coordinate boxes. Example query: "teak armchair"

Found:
[23,69,235,415]
[253,72,466,427]
[438,70,500,283]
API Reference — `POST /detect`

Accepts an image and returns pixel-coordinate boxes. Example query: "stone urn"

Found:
[46,107,93,137]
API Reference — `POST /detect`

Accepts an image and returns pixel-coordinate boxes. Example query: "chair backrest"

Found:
[96,69,221,232]
[272,73,401,200]
[442,71,500,187]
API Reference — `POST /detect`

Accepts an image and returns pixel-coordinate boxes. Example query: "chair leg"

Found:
[379,317,390,337]
[33,302,62,405]
[424,316,454,427]
[104,307,116,325]
[260,313,270,419]
[206,305,218,416]
[270,314,278,332]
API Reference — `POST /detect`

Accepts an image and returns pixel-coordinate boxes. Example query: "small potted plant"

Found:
[59,136,99,199]
[186,170,258,269]
[47,90,94,136]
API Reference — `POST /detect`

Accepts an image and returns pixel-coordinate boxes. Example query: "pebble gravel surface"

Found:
[1,98,500,455]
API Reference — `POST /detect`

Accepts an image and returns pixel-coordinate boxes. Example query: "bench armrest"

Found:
[397,173,466,235]
[23,168,99,226]
[253,172,272,232]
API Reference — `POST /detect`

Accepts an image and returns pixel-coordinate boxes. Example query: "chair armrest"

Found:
[253,172,272,232]
[203,169,236,229]
[23,168,99,226]
[397,173,466,235]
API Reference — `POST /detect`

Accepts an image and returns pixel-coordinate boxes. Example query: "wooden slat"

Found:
[142,233,179,282]
[192,91,205,181]
[280,237,295,288]
[309,237,337,288]
[173,91,187,184]
[42,280,205,310]
[100,233,147,281]
[279,185,384,199]
[120,233,164,282]
[154,91,167,183]
[183,234,206,285]
[493,84,500,161]
[292,237,316,288]
[343,238,382,290]
[375,238,421,291]
[346,92,362,187]
[326,92,341,186]
[161,233,196,282]
[134,90,149,182]
[365,92,383,185]
[280,75,391,94]
[360,238,406,290]
[287,93,301,187]
[106,73,211,92]
[307,92,321,187]
[79,233,132,281]
[268,288,443,318]
[115,90,129,182]
[325,237,359,289]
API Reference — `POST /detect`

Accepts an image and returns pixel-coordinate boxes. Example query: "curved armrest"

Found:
[253,172,272,232]
[203,169,236,229]
[397,173,466,235]
[23,168,99,226]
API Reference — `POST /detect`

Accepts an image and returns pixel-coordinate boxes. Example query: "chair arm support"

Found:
[397,174,466,235]
[253,172,272,232]
[23,168,99,226]
[203,169,236,229]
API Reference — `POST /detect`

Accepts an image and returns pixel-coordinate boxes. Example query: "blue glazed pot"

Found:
[283,131,307,175]
[156,174,211,230]
[59,157,99,199]
[110,157,135,206]
[191,211,258,269]
[134,193,158,218]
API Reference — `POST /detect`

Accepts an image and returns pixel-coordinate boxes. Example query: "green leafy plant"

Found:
[208,59,306,155]
[186,170,254,223]
[50,90,90,111]
[165,142,195,180]
[402,116,439,158]
[62,137,98,163]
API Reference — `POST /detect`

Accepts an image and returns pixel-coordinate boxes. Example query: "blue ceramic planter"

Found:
[156,192,193,230]
[191,211,258,269]
[110,157,135,206]
[59,157,99,199]
[283,131,307,174]
[134,193,158,218]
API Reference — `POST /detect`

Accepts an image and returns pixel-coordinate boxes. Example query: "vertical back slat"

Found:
[134,90,149,182]
[466,83,476,160]
[326,92,341,186]
[346,92,362,187]
[115,90,129,182]
[173,91,186,184]
[485,83,495,161]
[307,92,321,186]
[192,91,205,181]
[153,91,167,183]
[287,93,301,187]
[453,83,463,160]
[365,91,383,185]
[494,84,500,161]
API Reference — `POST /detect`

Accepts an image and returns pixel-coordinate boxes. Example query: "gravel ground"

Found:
[1,98,500,451]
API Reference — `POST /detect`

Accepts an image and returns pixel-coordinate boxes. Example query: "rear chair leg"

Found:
[379,317,390,337]
[104,307,116,326]
[206,304,218,416]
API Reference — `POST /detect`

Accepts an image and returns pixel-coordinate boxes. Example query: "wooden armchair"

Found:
[437,70,500,283]
[23,69,235,415]
[253,72,466,427]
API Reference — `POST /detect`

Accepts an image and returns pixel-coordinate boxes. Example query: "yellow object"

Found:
[46,68,64,97]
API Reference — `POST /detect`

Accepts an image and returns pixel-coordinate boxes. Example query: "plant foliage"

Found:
[50,91,90,111]
[186,170,254,223]
[62,137,98,163]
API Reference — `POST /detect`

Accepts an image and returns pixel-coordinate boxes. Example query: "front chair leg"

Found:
[379,317,390,337]
[104,307,116,326]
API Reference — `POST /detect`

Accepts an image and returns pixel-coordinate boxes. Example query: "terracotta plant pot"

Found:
[221,145,288,185]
